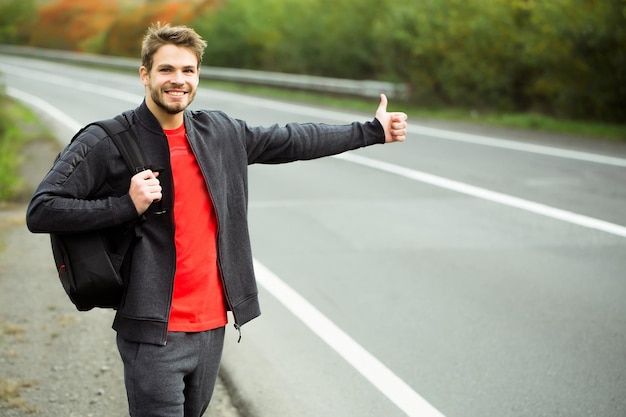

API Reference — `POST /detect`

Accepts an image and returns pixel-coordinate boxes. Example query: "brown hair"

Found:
[141,22,207,71]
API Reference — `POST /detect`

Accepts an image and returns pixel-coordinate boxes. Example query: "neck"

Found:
[146,99,184,130]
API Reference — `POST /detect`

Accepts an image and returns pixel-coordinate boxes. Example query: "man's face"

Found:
[140,44,199,115]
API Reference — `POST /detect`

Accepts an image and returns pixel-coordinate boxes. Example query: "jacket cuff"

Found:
[369,118,386,145]
[112,194,139,225]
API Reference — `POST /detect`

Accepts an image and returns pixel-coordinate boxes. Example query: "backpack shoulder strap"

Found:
[89,118,147,174]
[89,118,151,232]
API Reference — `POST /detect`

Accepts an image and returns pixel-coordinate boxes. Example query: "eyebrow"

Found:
[156,63,197,70]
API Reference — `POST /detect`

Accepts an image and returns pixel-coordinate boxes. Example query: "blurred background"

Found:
[1,0,624,125]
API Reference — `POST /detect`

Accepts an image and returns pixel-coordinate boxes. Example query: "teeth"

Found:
[168,91,185,96]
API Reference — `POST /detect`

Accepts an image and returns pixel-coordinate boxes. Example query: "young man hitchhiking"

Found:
[26,23,408,417]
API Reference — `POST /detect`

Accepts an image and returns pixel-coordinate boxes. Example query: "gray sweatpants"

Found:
[117,328,226,417]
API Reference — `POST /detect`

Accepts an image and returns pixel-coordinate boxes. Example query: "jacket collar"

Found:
[134,100,192,134]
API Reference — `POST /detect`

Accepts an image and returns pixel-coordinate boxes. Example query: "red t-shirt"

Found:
[165,123,228,332]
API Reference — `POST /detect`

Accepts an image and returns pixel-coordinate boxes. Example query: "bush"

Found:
[372,0,529,109]
[28,0,119,52]
[3,0,624,123]
[522,0,626,122]
[0,0,35,44]
[371,0,625,122]
[103,1,212,58]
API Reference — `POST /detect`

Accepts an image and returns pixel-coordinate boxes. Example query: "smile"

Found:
[166,91,187,96]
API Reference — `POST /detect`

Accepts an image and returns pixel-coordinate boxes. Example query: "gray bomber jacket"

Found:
[26,101,385,345]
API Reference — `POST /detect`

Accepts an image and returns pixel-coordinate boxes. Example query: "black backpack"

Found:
[51,118,146,311]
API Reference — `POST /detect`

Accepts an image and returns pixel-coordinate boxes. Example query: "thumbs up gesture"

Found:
[375,94,408,143]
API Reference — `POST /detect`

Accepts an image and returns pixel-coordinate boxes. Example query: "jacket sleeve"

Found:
[241,117,386,165]
[26,127,139,234]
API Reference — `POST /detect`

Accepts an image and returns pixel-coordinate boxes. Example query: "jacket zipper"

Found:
[186,131,242,343]
[161,131,176,346]
[164,194,176,346]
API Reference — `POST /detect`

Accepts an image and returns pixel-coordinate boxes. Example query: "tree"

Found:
[104,0,216,57]
[0,0,36,44]
[29,0,119,51]
[524,0,626,121]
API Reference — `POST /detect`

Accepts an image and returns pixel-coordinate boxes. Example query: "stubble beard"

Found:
[150,86,197,115]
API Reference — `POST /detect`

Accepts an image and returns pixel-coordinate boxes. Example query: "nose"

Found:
[171,70,185,85]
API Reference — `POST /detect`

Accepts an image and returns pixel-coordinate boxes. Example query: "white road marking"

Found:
[0,63,144,105]
[333,153,626,238]
[253,259,446,417]
[6,87,82,133]
[404,125,626,167]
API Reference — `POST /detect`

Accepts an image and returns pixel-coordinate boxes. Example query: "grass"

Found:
[0,91,57,252]
[199,79,626,141]
[0,92,54,203]
[0,97,27,202]
[0,378,35,412]
[468,111,626,140]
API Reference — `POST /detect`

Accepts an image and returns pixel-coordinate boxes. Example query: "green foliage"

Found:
[370,0,625,122]
[188,0,273,69]
[103,0,208,57]
[0,126,21,201]
[0,92,23,201]
[192,0,385,78]
[523,0,626,122]
[373,0,528,108]
[0,88,55,202]
[2,0,624,123]
[0,0,36,44]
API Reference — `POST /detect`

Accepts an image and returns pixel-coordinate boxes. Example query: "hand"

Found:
[129,169,162,215]
[375,94,408,143]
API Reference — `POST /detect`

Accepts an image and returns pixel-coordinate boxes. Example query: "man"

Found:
[26,23,407,417]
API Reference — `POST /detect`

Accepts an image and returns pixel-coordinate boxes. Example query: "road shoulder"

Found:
[0,121,240,416]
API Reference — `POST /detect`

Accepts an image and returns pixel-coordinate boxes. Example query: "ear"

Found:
[139,66,150,86]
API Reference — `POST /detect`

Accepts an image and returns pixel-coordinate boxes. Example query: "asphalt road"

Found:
[2,53,625,417]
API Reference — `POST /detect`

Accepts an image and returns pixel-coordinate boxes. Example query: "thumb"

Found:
[376,93,388,116]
